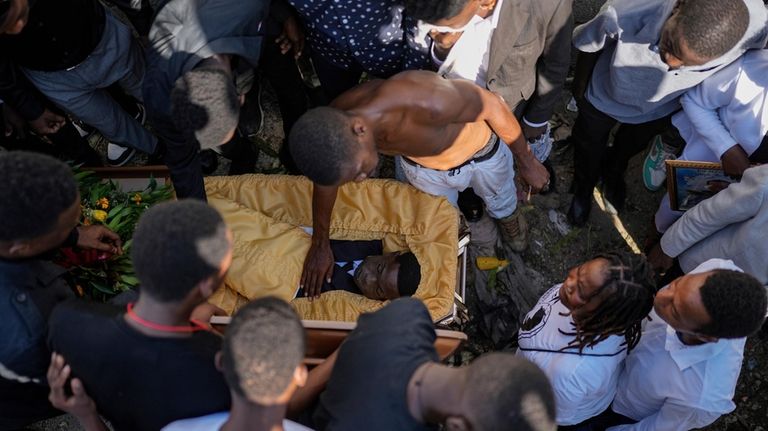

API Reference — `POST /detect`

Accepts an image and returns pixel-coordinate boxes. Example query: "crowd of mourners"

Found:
[2,0,768,430]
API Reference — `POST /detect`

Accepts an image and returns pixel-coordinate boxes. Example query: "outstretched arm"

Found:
[301,184,338,298]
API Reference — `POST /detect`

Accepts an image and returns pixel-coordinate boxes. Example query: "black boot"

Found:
[567,180,592,226]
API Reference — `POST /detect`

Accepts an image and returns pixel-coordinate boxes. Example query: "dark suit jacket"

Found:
[487,0,573,124]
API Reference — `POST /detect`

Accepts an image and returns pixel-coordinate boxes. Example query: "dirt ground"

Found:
[32,1,768,428]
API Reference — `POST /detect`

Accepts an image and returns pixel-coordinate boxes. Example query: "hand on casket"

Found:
[301,240,335,299]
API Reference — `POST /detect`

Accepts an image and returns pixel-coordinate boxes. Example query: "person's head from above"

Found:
[353,251,422,300]
[219,297,307,406]
[170,63,240,150]
[654,268,767,344]
[558,251,656,352]
[447,353,556,431]
[132,200,233,305]
[0,151,80,259]
[405,0,495,29]
[289,107,379,186]
[658,0,749,69]
[0,0,30,35]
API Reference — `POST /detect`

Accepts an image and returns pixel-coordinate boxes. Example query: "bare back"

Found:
[332,71,492,170]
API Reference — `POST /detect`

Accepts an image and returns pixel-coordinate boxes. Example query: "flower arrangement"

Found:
[58,169,174,301]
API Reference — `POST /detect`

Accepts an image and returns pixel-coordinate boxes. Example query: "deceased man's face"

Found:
[353,252,402,300]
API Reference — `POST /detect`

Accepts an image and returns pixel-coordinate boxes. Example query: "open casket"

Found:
[203,174,465,323]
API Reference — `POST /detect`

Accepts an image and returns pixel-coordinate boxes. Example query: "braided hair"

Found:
[560,251,656,353]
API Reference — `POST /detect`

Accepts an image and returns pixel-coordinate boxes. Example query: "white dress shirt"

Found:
[518,285,627,425]
[609,259,747,431]
[431,0,504,87]
[673,49,768,163]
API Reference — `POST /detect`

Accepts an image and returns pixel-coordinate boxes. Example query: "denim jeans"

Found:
[23,9,157,153]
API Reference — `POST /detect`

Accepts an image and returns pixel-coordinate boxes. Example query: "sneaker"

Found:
[643,135,676,191]
[527,123,553,162]
[71,120,95,139]
[497,208,528,253]
[106,143,136,167]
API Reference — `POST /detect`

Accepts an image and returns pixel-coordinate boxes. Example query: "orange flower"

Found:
[98,197,109,210]
[131,193,142,205]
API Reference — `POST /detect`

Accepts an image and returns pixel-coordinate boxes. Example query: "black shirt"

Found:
[48,300,231,431]
[0,0,105,71]
[313,298,439,431]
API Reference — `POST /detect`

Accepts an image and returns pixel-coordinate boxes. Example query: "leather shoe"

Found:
[602,177,626,212]
[567,193,591,226]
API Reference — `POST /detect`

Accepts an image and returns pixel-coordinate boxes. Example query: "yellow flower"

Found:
[92,210,108,223]
[131,193,142,205]
[98,197,109,210]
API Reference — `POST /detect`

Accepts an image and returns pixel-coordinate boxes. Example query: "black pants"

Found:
[310,52,364,103]
[571,98,673,197]
[0,378,61,431]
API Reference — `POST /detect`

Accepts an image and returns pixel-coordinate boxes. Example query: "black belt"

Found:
[403,133,501,172]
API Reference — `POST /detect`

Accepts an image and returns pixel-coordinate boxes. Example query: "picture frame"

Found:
[666,160,737,211]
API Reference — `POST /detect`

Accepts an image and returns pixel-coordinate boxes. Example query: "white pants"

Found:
[400,142,517,219]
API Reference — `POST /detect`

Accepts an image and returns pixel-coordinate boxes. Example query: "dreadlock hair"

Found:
[560,251,656,353]
[396,251,421,296]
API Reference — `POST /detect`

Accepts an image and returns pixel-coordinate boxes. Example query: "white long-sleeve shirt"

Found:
[674,49,768,163]
[609,259,746,431]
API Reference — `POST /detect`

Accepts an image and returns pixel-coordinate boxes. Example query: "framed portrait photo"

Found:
[666,160,737,212]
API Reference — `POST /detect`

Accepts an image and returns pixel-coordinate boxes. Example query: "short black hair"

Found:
[289,107,356,186]
[561,251,656,352]
[132,200,230,302]
[396,252,421,296]
[675,0,749,59]
[404,0,470,22]
[222,297,305,403]
[171,66,240,149]
[0,151,78,242]
[464,353,556,431]
[698,270,767,338]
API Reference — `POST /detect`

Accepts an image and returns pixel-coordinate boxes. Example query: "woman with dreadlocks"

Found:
[517,250,656,430]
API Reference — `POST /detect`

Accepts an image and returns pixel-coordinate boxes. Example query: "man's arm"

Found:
[522,0,573,127]
[660,166,768,258]
[287,349,339,418]
[302,184,339,298]
[435,77,549,191]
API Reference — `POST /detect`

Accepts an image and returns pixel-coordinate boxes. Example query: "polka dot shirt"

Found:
[289,0,431,76]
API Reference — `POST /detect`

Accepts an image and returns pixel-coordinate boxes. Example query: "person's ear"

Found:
[478,0,495,10]
[7,240,31,258]
[351,119,366,137]
[214,351,224,373]
[293,364,309,388]
[444,416,471,431]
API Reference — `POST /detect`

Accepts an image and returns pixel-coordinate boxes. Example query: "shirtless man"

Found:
[289,70,549,297]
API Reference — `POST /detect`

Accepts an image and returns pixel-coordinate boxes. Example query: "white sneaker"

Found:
[528,123,553,162]
[642,135,677,191]
[107,143,136,167]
